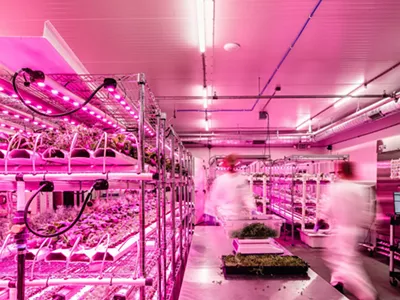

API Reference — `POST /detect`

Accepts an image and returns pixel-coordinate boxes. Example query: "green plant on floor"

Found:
[223,254,307,268]
[230,222,277,239]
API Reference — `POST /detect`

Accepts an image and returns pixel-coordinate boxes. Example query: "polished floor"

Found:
[278,236,400,300]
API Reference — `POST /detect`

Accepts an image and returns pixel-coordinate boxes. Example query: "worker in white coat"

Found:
[205,154,254,226]
[317,161,377,300]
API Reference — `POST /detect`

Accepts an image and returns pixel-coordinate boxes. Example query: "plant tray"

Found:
[222,255,308,276]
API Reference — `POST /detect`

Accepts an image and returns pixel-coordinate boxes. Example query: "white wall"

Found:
[189,146,326,162]
[332,124,400,182]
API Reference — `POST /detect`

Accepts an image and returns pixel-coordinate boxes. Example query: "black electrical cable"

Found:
[24,184,95,238]
[12,69,106,118]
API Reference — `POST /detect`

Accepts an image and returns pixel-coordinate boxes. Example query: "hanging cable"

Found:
[12,68,117,118]
[24,179,108,238]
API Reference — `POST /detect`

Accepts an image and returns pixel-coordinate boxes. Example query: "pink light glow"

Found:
[134,115,139,119]
[71,121,76,125]
[63,118,68,121]
[0,124,5,127]
[2,111,8,114]
[96,115,101,119]
[37,82,45,87]
[12,94,18,98]
[113,124,117,128]
[24,118,29,122]
[125,106,131,110]
[102,118,107,122]
[41,124,46,128]
[10,126,14,130]
[108,121,112,125]
[89,111,95,115]
[63,96,70,101]
[130,111,135,115]
[36,105,42,109]
[33,121,39,125]
[73,102,79,107]
[82,107,88,111]
[27,132,32,135]
[14,115,19,119]
[25,100,31,104]
[0,87,3,91]
[108,88,115,92]
[19,129,23,133]
[120,101,126,105]
[51,89,59,95]
[46,110,52,114]
[115,94,121,100]
[49,127,53,130]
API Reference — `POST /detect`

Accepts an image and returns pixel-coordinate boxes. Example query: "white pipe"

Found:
[16,181,25,211]
[0,278,149,288]
[314,93,400,141]
[0,172,155,182]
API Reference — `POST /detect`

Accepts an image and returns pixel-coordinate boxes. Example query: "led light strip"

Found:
[105,87,155,136]
[35,81,117,128]
[0,85,79,127]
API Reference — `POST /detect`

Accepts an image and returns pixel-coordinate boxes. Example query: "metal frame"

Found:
[0,73,194,300]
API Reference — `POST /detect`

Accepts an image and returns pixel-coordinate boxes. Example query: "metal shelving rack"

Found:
[0,73,194,300]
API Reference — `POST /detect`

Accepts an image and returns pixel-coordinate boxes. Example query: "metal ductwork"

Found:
[314,96,400,141]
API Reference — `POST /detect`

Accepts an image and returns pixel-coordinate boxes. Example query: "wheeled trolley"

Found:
[389,215,400,287]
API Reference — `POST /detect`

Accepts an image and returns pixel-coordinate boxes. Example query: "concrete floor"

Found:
[278,237,400,300]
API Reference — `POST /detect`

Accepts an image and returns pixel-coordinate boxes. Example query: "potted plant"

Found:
[230,223,277,240]
[222,254,309,276]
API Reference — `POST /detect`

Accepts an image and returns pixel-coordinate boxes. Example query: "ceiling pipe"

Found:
[175,0,323,114]
[179,132,308,138]
[297,61,400,129]
[160,94,383,101]
[180,135,310,142]
[314,92,400,141]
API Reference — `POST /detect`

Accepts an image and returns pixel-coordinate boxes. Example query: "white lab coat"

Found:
[194,158,207,224]
[321,180,377,300]
[206,172,254,222]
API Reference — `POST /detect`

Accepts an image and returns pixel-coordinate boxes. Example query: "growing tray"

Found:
[222,255,309,276]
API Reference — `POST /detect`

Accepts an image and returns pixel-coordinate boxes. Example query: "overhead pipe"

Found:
[314,92,400,141]
[178,130,305,136]
[160,94,383,101]
[179,132,309,138]
[297,61,400,129]
[176,0,323,113]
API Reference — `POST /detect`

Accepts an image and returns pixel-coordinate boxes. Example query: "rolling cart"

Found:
[389,214,400,287]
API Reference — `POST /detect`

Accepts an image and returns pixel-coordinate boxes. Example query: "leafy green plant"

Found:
[231,223,277,239]
[223,254,307,268]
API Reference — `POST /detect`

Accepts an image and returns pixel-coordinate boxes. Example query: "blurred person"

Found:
[317,161,377,300]
[203,154,254,226]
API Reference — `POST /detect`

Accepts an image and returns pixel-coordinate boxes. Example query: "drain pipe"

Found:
[176,0,324,113]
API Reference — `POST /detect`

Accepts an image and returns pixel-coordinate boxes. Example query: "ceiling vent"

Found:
[368,110,384,121]
[296,143,311,150]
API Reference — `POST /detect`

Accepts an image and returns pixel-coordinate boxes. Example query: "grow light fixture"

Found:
[296,118,310,131]
[203,87,208,109]
[37,82,46,87]
[205,118,209,131]
[196,0,206,53]
[334,85,367,108]
[63,96,70,101]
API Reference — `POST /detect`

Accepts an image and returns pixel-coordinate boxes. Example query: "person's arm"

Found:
[205,176,222,216]
[239,176,256,212]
